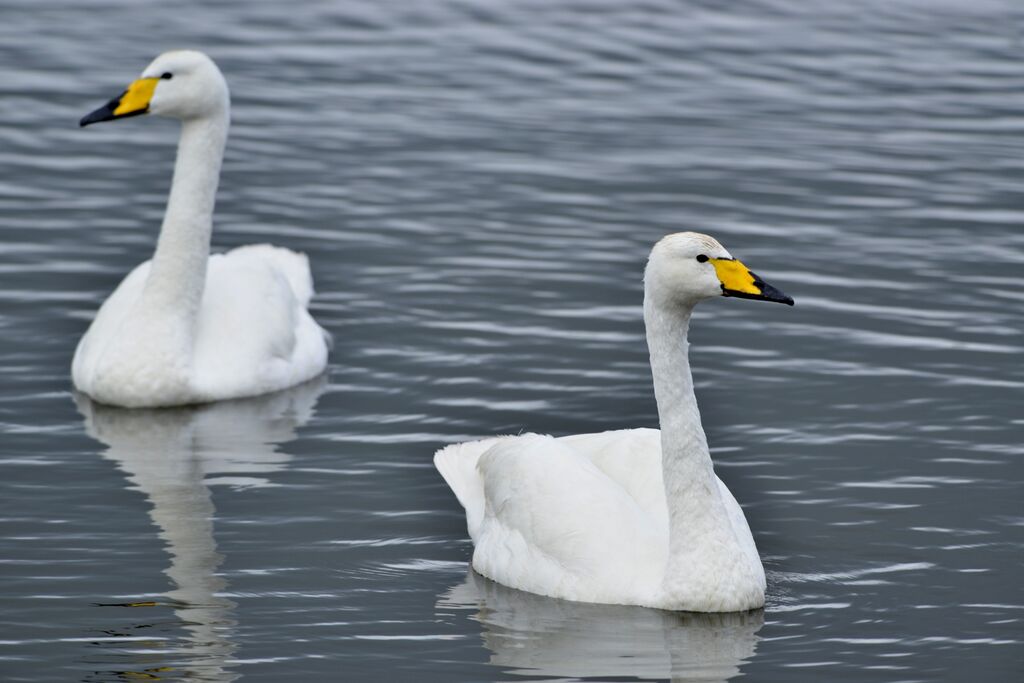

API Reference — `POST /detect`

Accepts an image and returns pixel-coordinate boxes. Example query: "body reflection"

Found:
[440,570,763,682]
[76,377,326,682]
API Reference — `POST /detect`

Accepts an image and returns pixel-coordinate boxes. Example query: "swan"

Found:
[434,232,794,612]
[73,50,329,408]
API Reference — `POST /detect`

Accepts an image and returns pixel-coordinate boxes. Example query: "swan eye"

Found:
[160,72,173,80]
[696,254,709,263]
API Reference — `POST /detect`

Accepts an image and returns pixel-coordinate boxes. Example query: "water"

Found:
[1,0,1022,680]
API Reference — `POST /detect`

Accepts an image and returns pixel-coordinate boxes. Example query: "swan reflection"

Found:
[440,570,763,682]
[76,376,326,682]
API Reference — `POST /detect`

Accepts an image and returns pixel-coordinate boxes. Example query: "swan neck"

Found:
[142,112,228,316]
[644,299,712,484]
[644,296,726,572]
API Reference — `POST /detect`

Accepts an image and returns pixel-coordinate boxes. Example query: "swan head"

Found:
[645,232,794,308]
[80,50,229,127]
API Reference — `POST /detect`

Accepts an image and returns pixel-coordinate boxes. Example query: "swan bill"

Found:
[711,257,794,306]
[80,78,158,127]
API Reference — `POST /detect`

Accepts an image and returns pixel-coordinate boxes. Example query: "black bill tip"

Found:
[80,98,119,127]
[80,92,147,127]
[758,280,795,306]
[723,271,795,306]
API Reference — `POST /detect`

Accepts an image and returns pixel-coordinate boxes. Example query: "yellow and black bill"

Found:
[80,77,159,127]
[711,257,794,306]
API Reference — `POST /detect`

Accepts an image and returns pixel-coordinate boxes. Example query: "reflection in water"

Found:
[440,570,763,682]
[75,377,326,682]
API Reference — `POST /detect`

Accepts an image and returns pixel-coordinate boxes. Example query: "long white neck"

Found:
[643,293,736,580]
[140,111,228,320]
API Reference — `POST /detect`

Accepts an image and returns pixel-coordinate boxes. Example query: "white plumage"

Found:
[73,51,328,408]
[435,232,794,612]
[73,244,327,406]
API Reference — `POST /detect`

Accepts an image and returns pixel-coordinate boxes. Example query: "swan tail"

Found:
[434,437,505,541]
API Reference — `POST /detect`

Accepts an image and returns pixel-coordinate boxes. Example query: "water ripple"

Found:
[1,0,1022,680]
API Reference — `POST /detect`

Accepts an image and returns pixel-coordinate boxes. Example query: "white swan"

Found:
[435,232,794,612]
[73,50,329,408]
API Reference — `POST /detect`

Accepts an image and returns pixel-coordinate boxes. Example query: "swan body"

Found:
[73,51,328,408]
[435,232,794,612]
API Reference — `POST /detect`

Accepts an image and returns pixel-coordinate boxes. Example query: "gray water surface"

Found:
[1,1,1022,681]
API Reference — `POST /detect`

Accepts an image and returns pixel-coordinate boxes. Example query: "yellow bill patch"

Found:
[112,77,159,116]
[711,258,760,295]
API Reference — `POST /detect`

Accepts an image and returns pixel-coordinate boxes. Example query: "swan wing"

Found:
[434,428,667,541]
[557,428,667,524]
[559,429,755,567]
[560,428,760,574]
[223,244,315,305]
[437,432,666,606]
[191,245,328,400]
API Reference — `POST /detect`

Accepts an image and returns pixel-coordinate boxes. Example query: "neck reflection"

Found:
[77,376,326,682]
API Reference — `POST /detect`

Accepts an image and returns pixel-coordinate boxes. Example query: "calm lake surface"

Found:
[1,1,1022,680]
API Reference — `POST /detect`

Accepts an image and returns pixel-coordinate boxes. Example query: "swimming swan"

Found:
[435,232,794,612]
[72,50,328,408]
